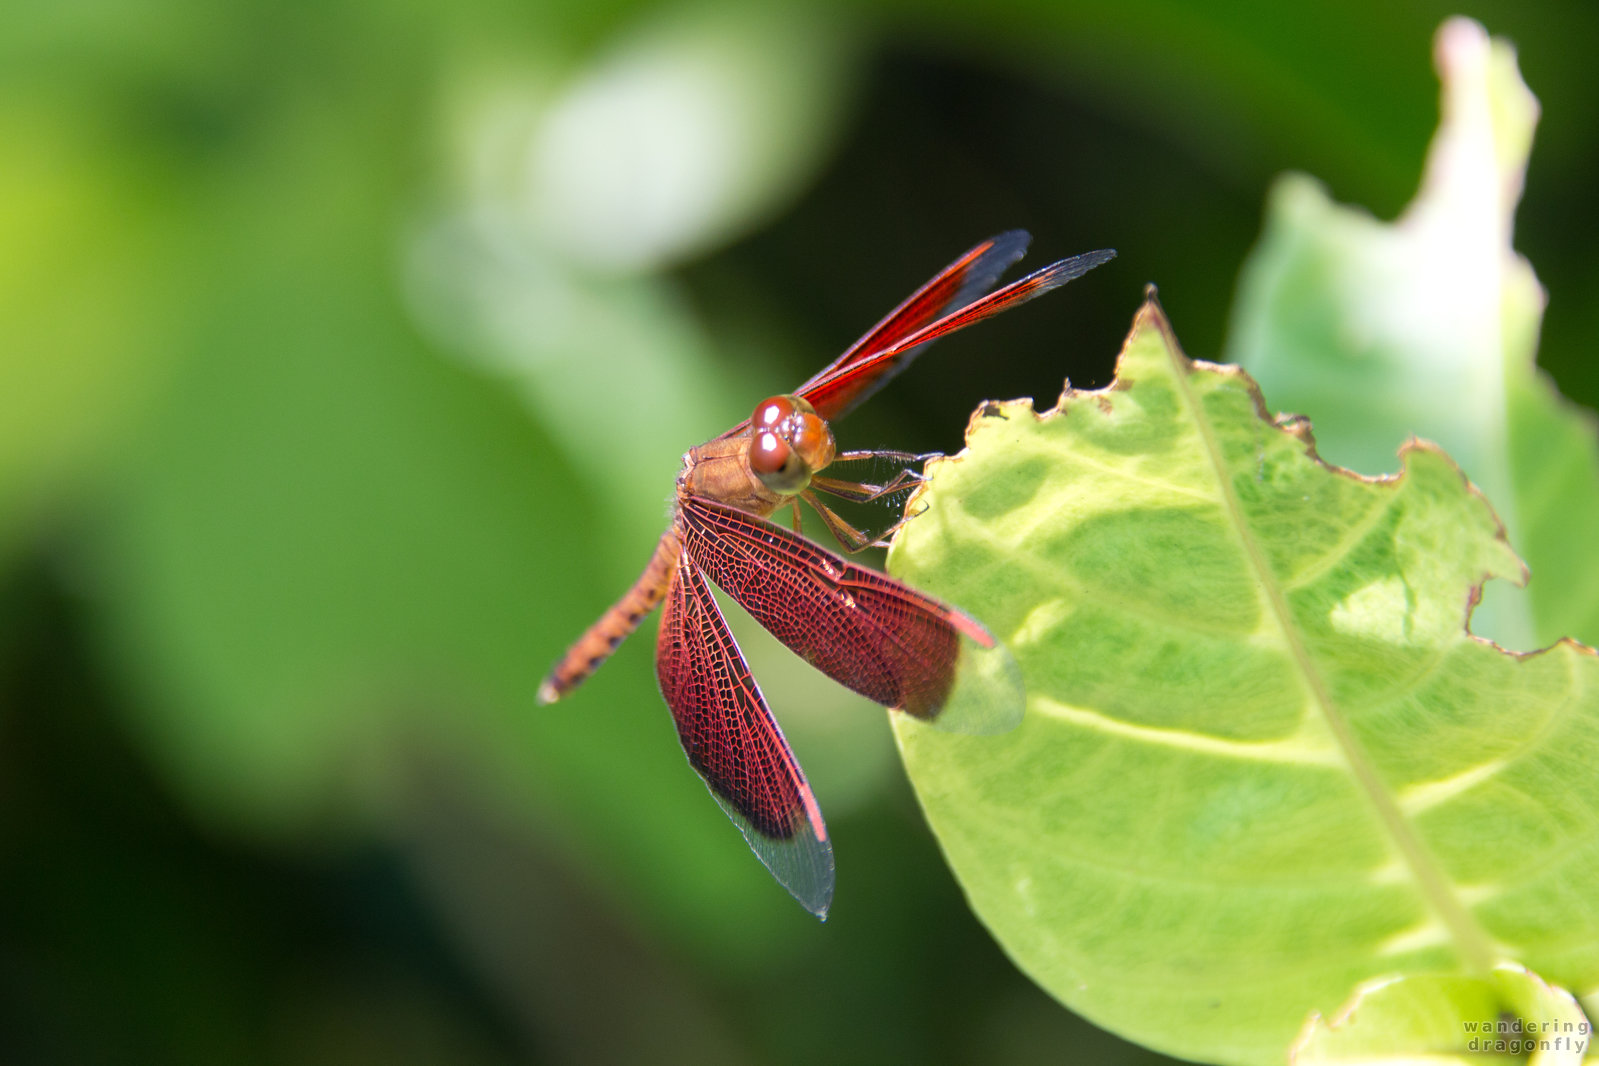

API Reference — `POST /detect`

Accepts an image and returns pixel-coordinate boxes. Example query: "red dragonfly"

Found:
[540,232,1114,917]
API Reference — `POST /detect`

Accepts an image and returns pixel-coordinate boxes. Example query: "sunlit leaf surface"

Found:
[889,297,1599,1066]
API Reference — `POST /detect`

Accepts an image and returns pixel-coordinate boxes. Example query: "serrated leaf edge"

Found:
[909,290,1599,983]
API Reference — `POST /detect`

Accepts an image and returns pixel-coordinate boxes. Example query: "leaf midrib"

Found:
[1163,327,1498,975]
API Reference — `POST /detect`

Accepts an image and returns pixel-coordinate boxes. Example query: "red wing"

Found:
[678,495,1023,734]
[790,230,1032,420]
[656,546,834,918]
[799,248,1116,423]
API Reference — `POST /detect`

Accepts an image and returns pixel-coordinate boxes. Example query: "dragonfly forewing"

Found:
[798,248,1115,422]
[791,230,1033,421]
[679,495,1023,734]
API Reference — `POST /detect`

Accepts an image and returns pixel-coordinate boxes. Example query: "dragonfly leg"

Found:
[810,470,923,504]
[813,450,939,503]
[802,490,915,554]
[789,498,804,534]
[834,449,939,463]
[804,449,940,552]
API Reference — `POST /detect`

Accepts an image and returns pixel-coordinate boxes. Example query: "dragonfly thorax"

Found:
[748,394,835,496]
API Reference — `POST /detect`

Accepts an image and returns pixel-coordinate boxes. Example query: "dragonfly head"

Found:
[749,394,835,496]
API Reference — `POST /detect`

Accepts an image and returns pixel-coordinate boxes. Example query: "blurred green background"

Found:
[3,1,1596,1063]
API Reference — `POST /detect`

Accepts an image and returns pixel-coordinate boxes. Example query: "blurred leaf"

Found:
[0,95,184,561]
[1293,964,1591,1066]
[514,4,857,273]
[406,217,744,526]
[888,297,1599,1065]
[90,90,822,966]
[1229,18,1599,651]
[413,1,862,519]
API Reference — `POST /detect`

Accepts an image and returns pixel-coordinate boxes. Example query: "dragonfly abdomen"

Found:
[537,529,682,704]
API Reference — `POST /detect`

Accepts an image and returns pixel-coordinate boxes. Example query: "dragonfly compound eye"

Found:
[753,395,796,428]
[789,410,835,472]
[751,431,809,494]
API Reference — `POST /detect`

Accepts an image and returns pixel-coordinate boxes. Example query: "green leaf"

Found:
[887,296,1599,1066]
[1293,964,1592,1066]
[0,95,185,562]
[504,4,856,274]
[1228,18,1599,651]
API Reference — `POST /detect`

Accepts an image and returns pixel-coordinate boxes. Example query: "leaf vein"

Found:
[1164,330,1498,974]
[1032,695,1340,765]
[1282,489,1401,593]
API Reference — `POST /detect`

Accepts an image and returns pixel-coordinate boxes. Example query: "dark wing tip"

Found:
[997,247,1116,302]
[1041,247,1116,282]
[926,247,1109,321]
[985,229,1034,266]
